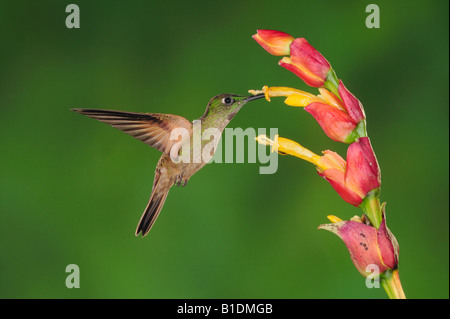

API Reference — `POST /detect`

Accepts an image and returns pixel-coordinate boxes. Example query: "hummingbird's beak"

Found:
[243,93,266,103]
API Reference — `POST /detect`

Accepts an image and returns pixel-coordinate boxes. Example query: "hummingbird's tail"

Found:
[135,181,170,237]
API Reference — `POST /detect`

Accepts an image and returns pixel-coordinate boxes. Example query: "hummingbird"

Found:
[72,93,265,237]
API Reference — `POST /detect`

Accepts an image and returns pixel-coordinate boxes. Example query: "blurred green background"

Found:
[0,0,448,299]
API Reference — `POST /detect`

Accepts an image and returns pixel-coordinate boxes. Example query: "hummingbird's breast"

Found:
[155,117,225,186]
[156,153,207,185]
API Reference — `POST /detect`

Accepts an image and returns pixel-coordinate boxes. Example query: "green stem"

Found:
[381,269,406,299]
[324,69,340,98]
[355,120,367,138]
[359,189,382,228]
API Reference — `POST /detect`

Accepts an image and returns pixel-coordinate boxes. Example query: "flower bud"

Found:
[252,29,295,56]
[318,212,399,278]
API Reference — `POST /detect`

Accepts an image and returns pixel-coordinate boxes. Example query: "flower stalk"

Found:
[324,69,340,98]
[251,29,405,298]
[381,269,406,299]
[360,190,382,229]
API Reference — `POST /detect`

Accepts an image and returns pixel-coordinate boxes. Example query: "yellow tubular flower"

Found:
[249,86,362,144]
[255,134,376,208]
[255,134,346,176]
[249,86,343,109]
[318,88,346,112]
[327,215,344,223]
[255,134,321,165]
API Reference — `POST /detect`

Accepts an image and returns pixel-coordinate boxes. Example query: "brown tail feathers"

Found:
[135,183,170,237]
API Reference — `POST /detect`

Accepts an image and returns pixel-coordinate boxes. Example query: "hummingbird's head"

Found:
[203,93,265,121]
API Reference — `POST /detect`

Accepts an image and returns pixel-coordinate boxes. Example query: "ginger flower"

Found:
[255,135,380,208]
[251,83,366,144]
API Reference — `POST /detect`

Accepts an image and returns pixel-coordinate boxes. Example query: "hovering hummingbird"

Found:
[72,93,265,237]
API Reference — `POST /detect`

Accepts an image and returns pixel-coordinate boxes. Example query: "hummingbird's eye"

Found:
[222,97,234,106]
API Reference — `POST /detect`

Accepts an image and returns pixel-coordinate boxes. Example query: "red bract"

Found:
[318,137,380,207]
[287,38,332,87]
[252,30,332,87]
[338,80,365,123]
[304,81,366,143]
[345,137,381,197]
[305,102,358,143]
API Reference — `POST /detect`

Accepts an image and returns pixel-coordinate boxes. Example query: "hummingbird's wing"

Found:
[72,109,193,156]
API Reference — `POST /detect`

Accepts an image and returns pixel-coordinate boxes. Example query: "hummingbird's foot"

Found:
[174,175,188,187]
[174,175,181,186]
